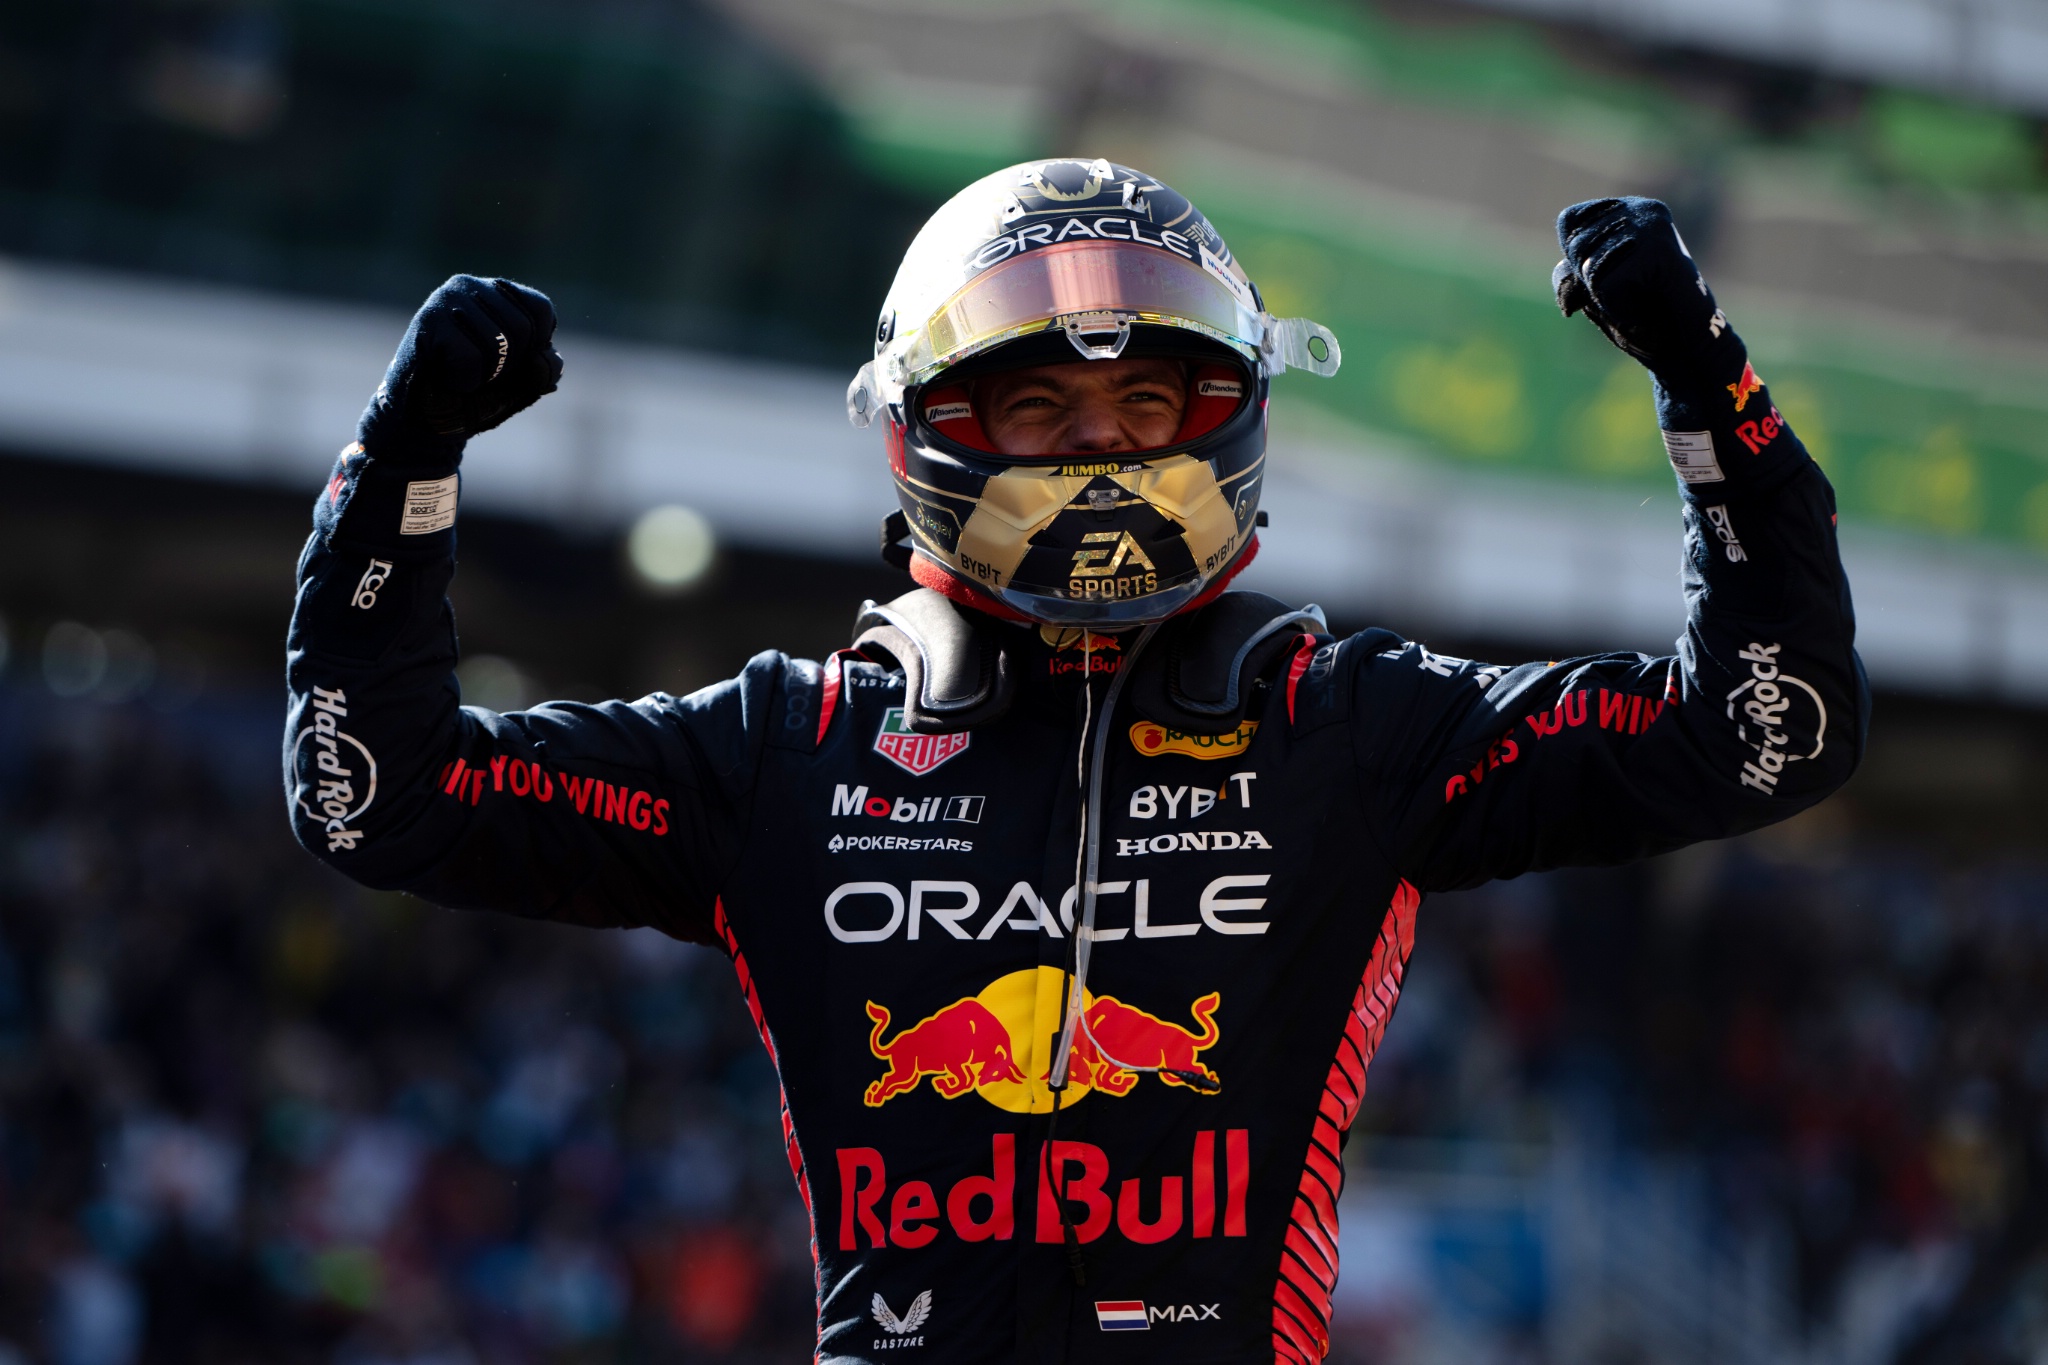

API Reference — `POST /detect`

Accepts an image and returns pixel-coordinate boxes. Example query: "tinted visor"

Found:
[897,240,1265,385]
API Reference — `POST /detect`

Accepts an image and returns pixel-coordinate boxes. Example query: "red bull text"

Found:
[835,1130,1250,1249]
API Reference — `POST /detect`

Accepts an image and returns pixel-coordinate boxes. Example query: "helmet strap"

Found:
[908,554,1036,624]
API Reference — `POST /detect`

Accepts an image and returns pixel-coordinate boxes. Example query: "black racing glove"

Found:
[1552,196,1731,376]
[317,276,562,559]
[356,275,564,466]
[1553,197,1801,491]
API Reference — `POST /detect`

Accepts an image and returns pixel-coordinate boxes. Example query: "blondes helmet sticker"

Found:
[874,707,971,777]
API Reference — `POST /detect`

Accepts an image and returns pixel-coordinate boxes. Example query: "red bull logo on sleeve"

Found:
[864,967,1221,1113]
[1727,360,1764,413]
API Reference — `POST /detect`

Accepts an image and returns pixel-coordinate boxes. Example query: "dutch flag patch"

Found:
[1095,1301,1149,1331]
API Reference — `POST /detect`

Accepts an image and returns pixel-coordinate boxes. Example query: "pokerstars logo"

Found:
[874,708,970,777]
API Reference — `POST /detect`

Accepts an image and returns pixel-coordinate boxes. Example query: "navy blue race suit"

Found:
[286,262,1865,1361]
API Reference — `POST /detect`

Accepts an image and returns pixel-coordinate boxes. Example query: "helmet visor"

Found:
[896,240,1266,385]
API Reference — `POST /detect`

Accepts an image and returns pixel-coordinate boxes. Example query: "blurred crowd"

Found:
[2,681,2045,1364]
[0,685,815,1365]
[1361,824,2048,1363]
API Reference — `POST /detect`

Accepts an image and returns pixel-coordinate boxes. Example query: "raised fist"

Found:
[358,275,563,461]
[1551,198,1729,374]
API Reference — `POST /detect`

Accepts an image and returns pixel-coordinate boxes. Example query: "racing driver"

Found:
[286,159,1865,1363]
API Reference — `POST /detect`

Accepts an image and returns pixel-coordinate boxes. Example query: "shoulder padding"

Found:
[852,589,1015,735]
[1130,593,1327,735]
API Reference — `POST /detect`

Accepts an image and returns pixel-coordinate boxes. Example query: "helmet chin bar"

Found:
[996,575,1209,626]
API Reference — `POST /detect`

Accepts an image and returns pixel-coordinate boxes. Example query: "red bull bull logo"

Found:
[863,999,1026,1105]
[1040,625,1123,654]
[1727,360,1764,413]
[1070,993,1221,1094]
[864,968,1221,1112]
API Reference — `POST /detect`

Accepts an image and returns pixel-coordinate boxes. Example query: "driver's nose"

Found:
[1065,394,1132,453]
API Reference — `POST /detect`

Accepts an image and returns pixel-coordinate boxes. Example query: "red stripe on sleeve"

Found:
[714,900,821,1347]
[1267,880,1423,1361]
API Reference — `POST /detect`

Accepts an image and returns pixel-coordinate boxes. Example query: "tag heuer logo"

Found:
[874,708,970,776]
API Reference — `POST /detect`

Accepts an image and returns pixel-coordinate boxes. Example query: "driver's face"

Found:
[974,358,1188,457]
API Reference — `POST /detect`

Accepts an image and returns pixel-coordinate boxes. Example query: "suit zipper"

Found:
[1051,621,1158,1085]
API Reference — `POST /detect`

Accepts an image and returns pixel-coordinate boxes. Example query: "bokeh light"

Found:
[626,505,716,592]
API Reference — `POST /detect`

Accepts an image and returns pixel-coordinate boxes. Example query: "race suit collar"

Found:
[850,588,1326,736]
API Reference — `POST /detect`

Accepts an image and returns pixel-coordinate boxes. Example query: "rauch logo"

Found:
[1130,720,1256,760]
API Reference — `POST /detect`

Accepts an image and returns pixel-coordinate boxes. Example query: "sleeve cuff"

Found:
[314,445,462,560]
[1652,342,1812,499]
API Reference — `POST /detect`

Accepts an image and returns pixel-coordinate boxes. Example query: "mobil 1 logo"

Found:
[832,785,982,825]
